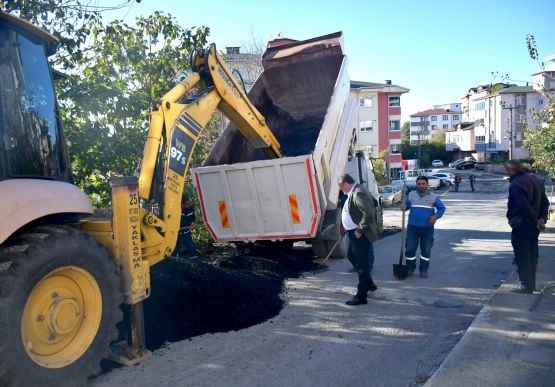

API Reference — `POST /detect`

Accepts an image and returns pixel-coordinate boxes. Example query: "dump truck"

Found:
[192,32,383,258]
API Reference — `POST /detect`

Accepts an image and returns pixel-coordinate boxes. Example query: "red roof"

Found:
[410,108,459,117]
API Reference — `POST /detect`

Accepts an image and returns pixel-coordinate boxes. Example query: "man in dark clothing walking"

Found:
[469,174,476,192]
[339,174,379,306]
[505,160,549,293]
[176,197,197,258]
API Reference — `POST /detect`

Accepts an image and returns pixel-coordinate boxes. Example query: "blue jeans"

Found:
[405,225,434,272]
[176,231,197,257]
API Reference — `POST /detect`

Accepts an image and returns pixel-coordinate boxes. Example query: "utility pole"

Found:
[502,105,515,160]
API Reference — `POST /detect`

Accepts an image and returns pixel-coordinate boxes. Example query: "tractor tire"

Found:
[0,225,123,387]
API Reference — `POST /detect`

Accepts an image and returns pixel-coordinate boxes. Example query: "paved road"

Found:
[93,180,515,387]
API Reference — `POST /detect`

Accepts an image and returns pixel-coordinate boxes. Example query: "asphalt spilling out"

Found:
[142,244,322,350]
[99,228,400,375]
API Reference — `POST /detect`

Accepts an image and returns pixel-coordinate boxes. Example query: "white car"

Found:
[426,176,441,189]
[431,159,444,168]
[431,172,455,186]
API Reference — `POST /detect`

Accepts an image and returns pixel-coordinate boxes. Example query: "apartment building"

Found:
[447,83,546,160]
[409,103,461,145]
[350,80,410,178]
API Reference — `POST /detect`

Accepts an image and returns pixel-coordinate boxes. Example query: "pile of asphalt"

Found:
[142,244,322,350]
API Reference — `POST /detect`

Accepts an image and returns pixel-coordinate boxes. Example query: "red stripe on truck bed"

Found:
[305,158,319,235]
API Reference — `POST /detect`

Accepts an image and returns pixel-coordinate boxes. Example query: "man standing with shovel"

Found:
[401,176,446,277]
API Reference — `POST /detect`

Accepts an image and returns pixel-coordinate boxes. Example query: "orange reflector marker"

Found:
[218,200,230,228]
[289,194,300,224]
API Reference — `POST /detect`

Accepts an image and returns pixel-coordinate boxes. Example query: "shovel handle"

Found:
[399,182,407,264]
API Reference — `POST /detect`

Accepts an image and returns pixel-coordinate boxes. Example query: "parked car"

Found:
[426,176,441,189]
[456,161,476,170]
[378,185,402,206]
[464,156,477,162]
[474,162,487,171]
[449,159,464,168]
[431,159,444,168]
[431,172,455,186]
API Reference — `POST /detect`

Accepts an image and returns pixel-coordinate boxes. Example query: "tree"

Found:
[522,34,555,176]
[401,121,410,145]
[57,13,210,205]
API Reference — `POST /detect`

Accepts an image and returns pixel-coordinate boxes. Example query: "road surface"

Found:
[93,179,515,387]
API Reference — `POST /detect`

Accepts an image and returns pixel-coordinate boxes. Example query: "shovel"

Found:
[393,183,408,280]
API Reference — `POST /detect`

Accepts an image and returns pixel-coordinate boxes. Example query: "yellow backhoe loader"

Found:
[0,11,281,386]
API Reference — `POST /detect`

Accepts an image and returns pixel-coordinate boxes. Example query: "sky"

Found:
[106,0,555,122]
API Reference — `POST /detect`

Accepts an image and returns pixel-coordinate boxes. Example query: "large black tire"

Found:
[0,225,123,387]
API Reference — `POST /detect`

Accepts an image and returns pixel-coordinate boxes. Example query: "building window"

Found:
[475,101,485,110]
[359,120,373,132]
[431,125,437,130]
[431,115,437,121]
[442,124,448,129]
[388,96,400,107]
[516,132,524,141]
[475,118,484,126]
[442,115,448,120]
[359,97,373,107]
[390,143,401,154]
[516,94,526,106]
[476,135,485,143]
[389,120,400,131]
[453,115,460,120]
[410,140,419,145]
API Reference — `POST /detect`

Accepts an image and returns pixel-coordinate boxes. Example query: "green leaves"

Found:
[4,2,211,207]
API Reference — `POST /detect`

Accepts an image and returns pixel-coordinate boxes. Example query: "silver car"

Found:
[378,185,402,206]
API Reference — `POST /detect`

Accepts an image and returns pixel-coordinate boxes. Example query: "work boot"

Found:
[368,283,378,292]
[510,284,535,294]
[345,295,367,306]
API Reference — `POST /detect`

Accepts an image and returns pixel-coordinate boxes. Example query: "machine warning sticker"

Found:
[168,127,195,176]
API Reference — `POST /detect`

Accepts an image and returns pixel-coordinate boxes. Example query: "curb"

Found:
[424,267,518,386]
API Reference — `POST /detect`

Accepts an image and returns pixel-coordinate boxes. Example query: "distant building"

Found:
[409,104,461,145]
[532,54,555,92]
[350,80,410,179]
[446,83,545,160]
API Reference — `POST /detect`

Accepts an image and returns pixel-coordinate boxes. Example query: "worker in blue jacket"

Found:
[400,176,446,277]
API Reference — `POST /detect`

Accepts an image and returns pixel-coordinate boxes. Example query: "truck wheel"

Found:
[0,225,123,386]
[311,241,329,258]
[328,234,348,258]
[376,206,384,235]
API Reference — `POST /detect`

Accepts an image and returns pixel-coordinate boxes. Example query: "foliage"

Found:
[401,141,453,167]
[401,121,410,144]
[56,12,209,205]
[2,0,138,70]
[372,150,388,186]
[522,33,555,177]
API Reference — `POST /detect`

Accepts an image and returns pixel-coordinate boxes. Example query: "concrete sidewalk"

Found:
[426,226,555,387]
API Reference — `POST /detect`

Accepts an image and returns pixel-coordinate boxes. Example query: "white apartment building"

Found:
[447,83,546,160]
[409,104,461,145]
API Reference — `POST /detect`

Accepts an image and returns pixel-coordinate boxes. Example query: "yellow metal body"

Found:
[21,266,102,368]
[81,43,282,308]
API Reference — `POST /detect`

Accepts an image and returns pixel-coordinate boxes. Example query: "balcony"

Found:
[475,143,486,152]
[411,121,429,127]
[411,130,430,136]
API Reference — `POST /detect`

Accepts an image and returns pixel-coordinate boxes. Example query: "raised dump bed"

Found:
[192,32,356,242]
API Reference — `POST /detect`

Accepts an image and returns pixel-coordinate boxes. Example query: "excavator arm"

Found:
[136,44,282,268]
[80,43,282,365]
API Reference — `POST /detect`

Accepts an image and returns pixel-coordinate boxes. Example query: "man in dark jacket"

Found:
[338,174,378,306]
[505,160,548,293]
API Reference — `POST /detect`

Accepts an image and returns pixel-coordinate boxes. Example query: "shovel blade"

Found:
[393,263,408,280]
